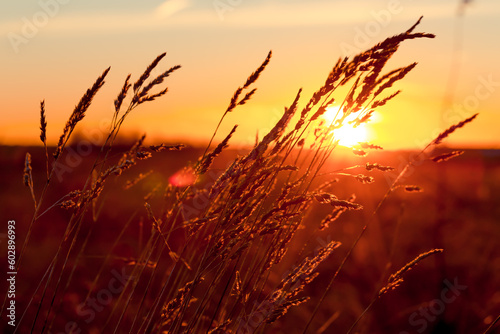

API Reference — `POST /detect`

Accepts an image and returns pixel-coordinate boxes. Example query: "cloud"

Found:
[155,0,191,19]
[1,0,499,36]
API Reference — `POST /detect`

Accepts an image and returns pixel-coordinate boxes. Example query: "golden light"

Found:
[322,106,369,147]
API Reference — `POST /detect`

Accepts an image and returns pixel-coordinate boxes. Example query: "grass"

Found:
[2,17,495,333]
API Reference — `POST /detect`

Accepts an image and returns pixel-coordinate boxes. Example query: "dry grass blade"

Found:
[358,143,383,150]
[39,101,47,144]
[23,152,32,187]
[133,52,166,91]
[198,125,238,175]
[432,113,479,145]
[54,67,110,159]
[365,162,394,172]
[39,100,50,179]
[389,248,444,282]
[134,87,169,105]
[150,143,185,152]
[431,150,465,163]
[352,149,367,157]
[237,88,257,106]
[373,63,417,98]
[379,249,443,295]
[161,279,202,329]
[225,87,243,115]
[246,89,301,161]
[203,51,272,161]
[243,50,272,89]
[138,65,181,99]
[225,51,272,114]
[375,17,435,51]
[347,249,443,334]
[124,171,153,190]
[314,193,337,204]
[371,90,401,109]
[403,185,423,192]
[115,74,131,112]
[330,199,363,210]
[319,208,344,230]
[355,174,374,184]
[23,152,37,209]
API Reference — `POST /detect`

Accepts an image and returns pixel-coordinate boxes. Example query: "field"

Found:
[1,20,499,334]
[1,144,499,333]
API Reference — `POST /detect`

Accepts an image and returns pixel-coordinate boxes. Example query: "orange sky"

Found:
[1,0,499,149]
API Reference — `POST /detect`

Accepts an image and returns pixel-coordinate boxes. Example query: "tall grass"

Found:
[6,17,481,333]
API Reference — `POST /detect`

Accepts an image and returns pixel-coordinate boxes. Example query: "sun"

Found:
[321,106,368,147]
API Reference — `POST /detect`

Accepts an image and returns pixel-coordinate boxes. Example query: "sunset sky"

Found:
[1,0,499,149]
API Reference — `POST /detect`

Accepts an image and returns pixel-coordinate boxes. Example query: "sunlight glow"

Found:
[322,106,368,147]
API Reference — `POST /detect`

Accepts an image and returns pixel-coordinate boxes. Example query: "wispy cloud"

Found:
[155,0,192,19]
[1,0,499,36]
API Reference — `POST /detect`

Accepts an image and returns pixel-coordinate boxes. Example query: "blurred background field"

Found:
[2,144,498,333]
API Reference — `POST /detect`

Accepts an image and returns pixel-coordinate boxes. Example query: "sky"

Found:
[1,0,499,149]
